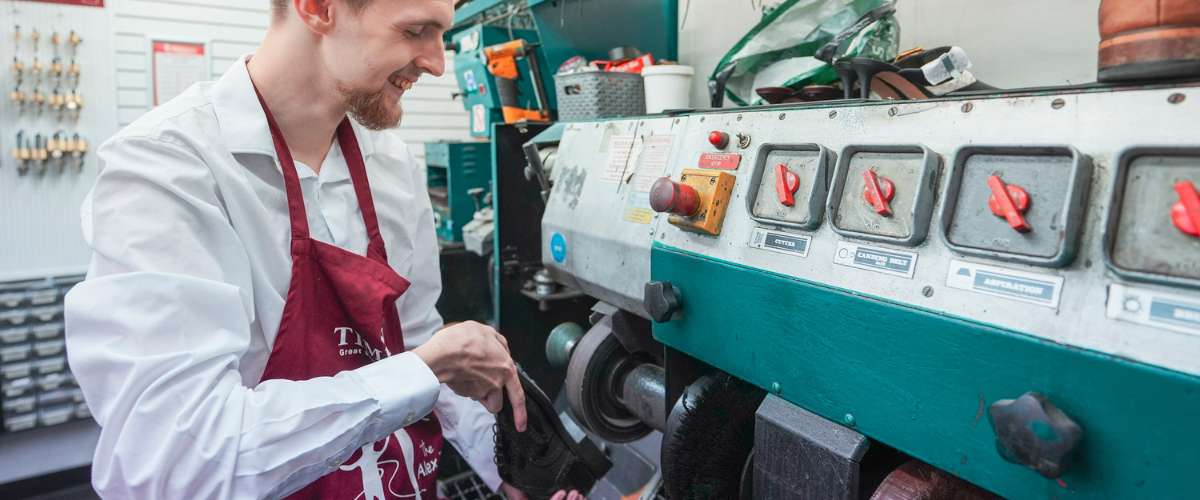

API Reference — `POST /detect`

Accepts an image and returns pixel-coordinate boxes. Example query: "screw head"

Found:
[961,102,973,113]
[888,107,898,116]
[737,114,743,121]
[770,382,781,394]
[1051,98,1066,109]
[922,286,934,298]
[829,110,837,118]
[779,113,786,120]
[1169,93,1186,104]
[844,414,856,426]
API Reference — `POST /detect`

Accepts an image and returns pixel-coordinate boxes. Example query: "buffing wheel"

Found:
[565,322,653,443]
[869,460,1003,500]
[662,373,766,500]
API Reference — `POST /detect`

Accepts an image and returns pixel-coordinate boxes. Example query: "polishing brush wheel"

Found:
[869,459,1004,500]
[663,373,766,500]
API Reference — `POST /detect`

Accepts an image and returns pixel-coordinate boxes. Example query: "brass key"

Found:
[49,131,65,172]
[11,56,23,85]
[49,57,62,86]
[31,87,44,116]
[66,89,82,122]
[32,134,48,175]
[70,134,88,172]
[66,60,80,86]
[10,86,25,115]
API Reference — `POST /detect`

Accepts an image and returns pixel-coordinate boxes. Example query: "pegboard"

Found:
[0,1,117,282]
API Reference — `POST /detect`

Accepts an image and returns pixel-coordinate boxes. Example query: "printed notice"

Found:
[1107,284,1200,336]
[632,136,675,193]
[749,228,811,258]
[833,241,917,279]
[601,136,643,182]
[623,136,675,223]
[152,41,208,106]
[946,260,1064,309]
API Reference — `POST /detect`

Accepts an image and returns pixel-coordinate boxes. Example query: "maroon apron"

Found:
[252,84,443,500]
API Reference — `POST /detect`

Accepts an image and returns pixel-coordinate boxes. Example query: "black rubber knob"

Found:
[643,281,681,324]
[987,392,1082,478]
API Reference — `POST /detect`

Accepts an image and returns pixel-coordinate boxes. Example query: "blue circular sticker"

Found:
[550,233,567,263]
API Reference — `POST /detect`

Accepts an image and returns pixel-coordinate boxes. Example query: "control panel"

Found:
[641,86,1200,378]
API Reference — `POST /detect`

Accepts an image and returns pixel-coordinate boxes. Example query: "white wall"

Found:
[109,0,472,165]
[677,0,1103,108]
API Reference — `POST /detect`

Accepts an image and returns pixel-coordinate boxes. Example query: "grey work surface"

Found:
[751,149,826,228]
[1110,154,1200,282]
[833,152,924,240]
[946,154,1075,259]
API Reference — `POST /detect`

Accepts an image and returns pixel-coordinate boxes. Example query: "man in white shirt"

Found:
[63,0,549,498]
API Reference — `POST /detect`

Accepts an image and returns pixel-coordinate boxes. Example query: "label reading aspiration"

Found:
[833,241,917,279]
[749,227,811,258]
[945,260,1064,309]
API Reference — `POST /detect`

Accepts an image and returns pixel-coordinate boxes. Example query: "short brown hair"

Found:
[271,0,373,21]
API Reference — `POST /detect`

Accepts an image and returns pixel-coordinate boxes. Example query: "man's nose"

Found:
[416,38,446,78]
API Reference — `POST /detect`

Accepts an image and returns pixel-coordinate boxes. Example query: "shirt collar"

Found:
[210,54,376,164]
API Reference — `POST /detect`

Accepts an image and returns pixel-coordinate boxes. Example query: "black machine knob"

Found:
[644,281,681,324]
[987,392,1083,479]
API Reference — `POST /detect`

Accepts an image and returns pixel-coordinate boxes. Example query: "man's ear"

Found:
[292,0,336,35]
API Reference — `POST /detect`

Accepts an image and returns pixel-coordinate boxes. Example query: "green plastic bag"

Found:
[711,0,901,106]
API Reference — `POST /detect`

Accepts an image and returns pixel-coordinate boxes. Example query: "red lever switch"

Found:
[987,175,1031,233]
[775,164,800,207]
[650,177,700,217]
[862,170,894,216]
[708,131,730,149]
[1172,181,1200,237]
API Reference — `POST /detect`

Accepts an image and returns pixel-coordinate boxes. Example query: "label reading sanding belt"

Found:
[1107,284,1200,336]
[749,227,811,258]
[833,241,917,279]
[946,260,1064,309]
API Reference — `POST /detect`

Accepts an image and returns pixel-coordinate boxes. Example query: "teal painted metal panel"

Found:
[651,243,1200,499]
[425,141,492,242]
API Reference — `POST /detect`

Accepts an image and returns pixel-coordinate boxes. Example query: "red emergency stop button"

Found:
[708,131,730,150]
[650,177,700,217]
[987,175,1031,233]
[862,170,894,216]
[1172,181,1200,237]
[775,164,800,206]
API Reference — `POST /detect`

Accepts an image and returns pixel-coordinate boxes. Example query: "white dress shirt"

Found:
[63,55,500,500]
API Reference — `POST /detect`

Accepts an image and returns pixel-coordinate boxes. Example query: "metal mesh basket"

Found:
[554,71,646,122]
[438,470,507,500]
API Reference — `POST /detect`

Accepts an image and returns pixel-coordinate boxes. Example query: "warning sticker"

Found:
[601,136,643,182]
[623,136,675,224]
[632,136,675,192]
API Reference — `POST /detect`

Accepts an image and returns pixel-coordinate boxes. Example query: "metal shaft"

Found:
[617,363,667,432]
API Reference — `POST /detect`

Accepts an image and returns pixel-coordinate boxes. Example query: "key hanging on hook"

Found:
[70,133,88,172]
[49,131,65,172]
[66,88,83,123]
[10,85,25,115]
[31,87,44,115]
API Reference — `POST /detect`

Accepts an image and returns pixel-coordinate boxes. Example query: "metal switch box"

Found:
[827,145,940,246]
[666,168,736,236]
[941,146,1092,267]
[1105,148,1200,288]
[747,144,831,230]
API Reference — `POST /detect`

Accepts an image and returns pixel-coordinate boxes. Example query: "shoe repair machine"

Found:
[518,80,1200,499]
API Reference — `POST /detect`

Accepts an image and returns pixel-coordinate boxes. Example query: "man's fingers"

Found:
[549,491,567,500]
[492,330,511,353]
[483,390,503,413]
[505,368,527,432]
[566,491,581,500]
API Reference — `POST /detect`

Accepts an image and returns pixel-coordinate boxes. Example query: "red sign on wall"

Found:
[18,0,105,7]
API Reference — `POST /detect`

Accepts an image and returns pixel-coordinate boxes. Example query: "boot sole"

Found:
[1099,26,1200,82]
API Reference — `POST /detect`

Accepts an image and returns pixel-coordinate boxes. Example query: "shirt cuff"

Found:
[355,351,441,432]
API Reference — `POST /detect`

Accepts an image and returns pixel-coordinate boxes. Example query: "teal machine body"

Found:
[425,141,491,243]
[531,82,1200,499]
[448,0,679,138]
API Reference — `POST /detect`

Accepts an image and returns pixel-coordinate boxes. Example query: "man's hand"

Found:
[501,483,580,500]
[412,321,527,431]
